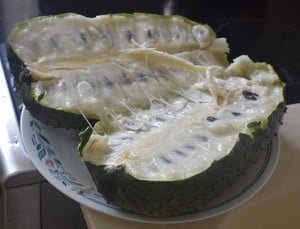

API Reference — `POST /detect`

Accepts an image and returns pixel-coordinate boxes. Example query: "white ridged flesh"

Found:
[80,55,283,181]
[9,14,284,181]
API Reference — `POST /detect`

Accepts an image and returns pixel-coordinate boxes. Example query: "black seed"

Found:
[147,29,152,38]
[159,156,171,164]
[196,135,209,142]
[207,116,217,122]
[121,136,133,141]
[155,116,165,122]
[137,73,147,82]
[126,30,133,42]
[79,32,87,43]
[174,33,180,40]
[231,111,242,116]
[242,90,259,101]
[174,150,186,156]
[185,144,196,150]
[103,76,114,87]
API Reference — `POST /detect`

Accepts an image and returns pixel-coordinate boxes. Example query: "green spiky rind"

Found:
[83,102,285,217]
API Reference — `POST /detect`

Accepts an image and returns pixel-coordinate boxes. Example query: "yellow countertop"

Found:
[81,103,300,229]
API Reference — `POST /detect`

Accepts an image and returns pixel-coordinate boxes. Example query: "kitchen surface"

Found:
[1,0,300,228]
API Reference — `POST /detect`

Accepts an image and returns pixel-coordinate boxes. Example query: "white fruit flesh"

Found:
[9,14,283,181]
[80,55,283,181]
[9,13,228,73]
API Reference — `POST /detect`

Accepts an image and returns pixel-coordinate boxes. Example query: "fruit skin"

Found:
[81,102,286,217]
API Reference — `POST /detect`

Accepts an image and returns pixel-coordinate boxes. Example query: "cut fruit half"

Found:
[7,13,285,217]
[7,13,229,128]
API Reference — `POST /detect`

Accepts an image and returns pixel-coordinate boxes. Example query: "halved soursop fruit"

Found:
[7,13,229,128]
[79,55,285,217]
[7,13,286,217]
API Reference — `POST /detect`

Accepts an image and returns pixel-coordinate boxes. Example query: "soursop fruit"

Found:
[7,13,285,217]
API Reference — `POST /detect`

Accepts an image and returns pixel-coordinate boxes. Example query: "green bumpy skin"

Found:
[80,103,285,217]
